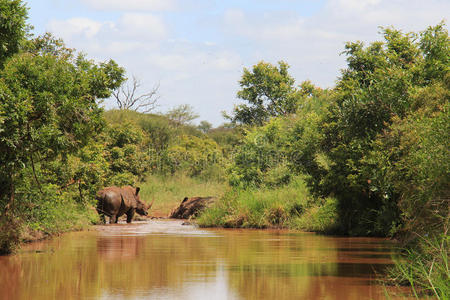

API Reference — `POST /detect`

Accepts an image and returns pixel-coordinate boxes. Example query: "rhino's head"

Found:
[134,187,153,216]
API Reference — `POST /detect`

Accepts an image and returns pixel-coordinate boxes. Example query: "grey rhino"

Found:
[96,186,151,224]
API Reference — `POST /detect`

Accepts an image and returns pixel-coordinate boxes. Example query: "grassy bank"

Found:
[197,176,338,232]
[0,200,98,254]
[386,225,449,299]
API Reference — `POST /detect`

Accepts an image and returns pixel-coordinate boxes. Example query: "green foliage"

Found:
[102,109,227,180]
[197,120,212,133]
[0,0,29,67]
[102,122,150,183]
[14,180,92,233]
[24,32,74,59]
[139,115,173,152]
[228,83,330,189]
[228,117,291,188]
[198,176,336,230]
[315,23,449,236]
[388,228,449,299]
[0,44,124,201]
[167,135,223,177]
[230,61,301,125]
[366,90,449,238]
[207,125,242,157]
[291,197,338,233]
[0,27,125,252]
[165,104,199,126]
[419,22,450,83]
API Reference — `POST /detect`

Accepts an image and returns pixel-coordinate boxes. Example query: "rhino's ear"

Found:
[135,187,140,196]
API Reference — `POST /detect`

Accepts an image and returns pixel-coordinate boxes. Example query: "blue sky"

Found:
[26,0,449,126]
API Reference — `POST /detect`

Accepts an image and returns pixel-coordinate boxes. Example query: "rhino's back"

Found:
[118,186,137,207]
[97,186,123,214]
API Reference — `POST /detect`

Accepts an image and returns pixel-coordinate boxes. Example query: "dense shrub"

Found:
[167,135,223,177]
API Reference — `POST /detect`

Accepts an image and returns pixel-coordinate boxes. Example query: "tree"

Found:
[229,61,300,126]
[197,120,212,133]
[0,38,125,211]
[112,75,159,113]
[165,104,199,126]
[315,24,449,236]
[0,0,29,67]
[25,32,74,58]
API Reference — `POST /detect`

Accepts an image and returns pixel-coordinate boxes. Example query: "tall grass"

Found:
[197,176,338,231]
[290,197,338,233]
[387,227,449,299]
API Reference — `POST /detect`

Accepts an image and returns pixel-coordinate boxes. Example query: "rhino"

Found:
[96,186,152,224]
[169,196,215,219]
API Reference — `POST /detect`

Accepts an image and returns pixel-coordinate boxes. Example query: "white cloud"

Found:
[47,18,103,39]
[81,0,176,11]
[47,13,168,47]
[145,49,241,74]
[220,0,449,90]
[118,13,167,39]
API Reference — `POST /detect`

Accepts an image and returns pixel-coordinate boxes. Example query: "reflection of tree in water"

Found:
[97,235,222,296]
[223,231,338,300]
[223,232,394,300]
[0,256,22,300]
[0,233,101,300]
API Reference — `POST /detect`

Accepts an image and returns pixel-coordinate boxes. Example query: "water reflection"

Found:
[0,220,409,300]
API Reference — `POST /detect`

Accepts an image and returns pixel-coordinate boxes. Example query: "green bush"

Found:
[291,197,338,233]
[167,135,223,177]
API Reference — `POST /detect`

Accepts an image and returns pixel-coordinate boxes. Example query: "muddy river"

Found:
[0,220,411,299]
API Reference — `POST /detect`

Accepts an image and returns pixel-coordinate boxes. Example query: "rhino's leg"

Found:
[100,214,106,224]
[126,209,135,223]
[96,208,106,224]
[110,215,117,224]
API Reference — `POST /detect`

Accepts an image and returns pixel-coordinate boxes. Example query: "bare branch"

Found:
[112,75,160,113]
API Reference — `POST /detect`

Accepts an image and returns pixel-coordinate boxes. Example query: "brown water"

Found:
[0,220,410,300]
